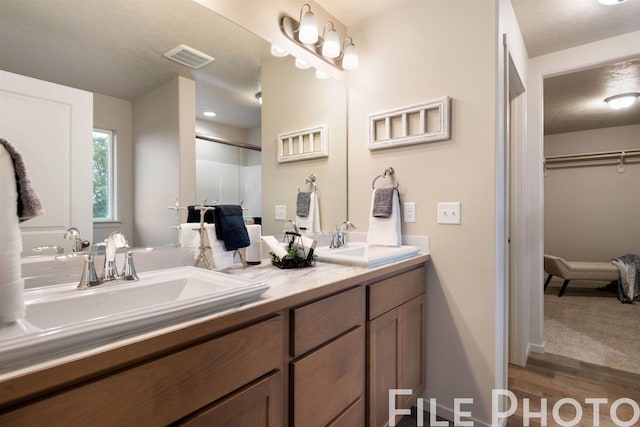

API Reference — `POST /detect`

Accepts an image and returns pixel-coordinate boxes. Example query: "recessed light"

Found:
[203,111,216,117]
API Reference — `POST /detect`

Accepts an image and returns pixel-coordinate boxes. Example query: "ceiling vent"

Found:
[164,44,214,69]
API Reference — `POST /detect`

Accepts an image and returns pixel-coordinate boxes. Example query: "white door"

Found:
[0,70,93,254]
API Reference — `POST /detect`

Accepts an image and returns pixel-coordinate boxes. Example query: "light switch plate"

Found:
[274,205,286,221]
[404,202,416,223]
[437,202,461,224]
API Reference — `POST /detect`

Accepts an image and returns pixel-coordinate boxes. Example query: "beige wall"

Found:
[261,56,347,235]
[348,0,498,423]
[133,76,195,246]
[544,124,640,261]
[93,93,133,243]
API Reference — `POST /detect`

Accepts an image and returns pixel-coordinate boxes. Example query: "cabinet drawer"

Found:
[291,326,365,427]
[368,266,425,320]
[0,316,284,426]
[176,371,283,427]
[291,286,364,357]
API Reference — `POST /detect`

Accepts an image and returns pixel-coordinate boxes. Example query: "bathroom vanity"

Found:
[0,254,428,426]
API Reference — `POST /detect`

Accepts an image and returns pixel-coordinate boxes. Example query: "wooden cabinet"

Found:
[290,286,366,426]
[0,258,428,427]
[0,316,284,426]
[367,266,426,427]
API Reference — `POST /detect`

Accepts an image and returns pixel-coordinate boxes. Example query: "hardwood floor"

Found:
[397,351,640,427]
[508,352,640,427]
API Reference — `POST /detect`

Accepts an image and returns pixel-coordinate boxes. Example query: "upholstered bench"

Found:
[543,254,620,297]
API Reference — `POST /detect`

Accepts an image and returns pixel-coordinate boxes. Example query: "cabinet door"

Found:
[291,326,365,427]
[399,294,426,409]
[367,294,426,427]
[367,307,401,427]
[176,371,283,427]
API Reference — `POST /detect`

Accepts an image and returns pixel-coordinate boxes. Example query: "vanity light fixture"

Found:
[203,111,216,117]
[255,92,262,104]
[341,37,359,70]
[270,44,288,57]
[320,23,340,59]
[315,69,330,80]
[279,3,359,72]
[604,92,639,109]
[597,0,627,5]
[295,58,311,69]
[297,4,318,44]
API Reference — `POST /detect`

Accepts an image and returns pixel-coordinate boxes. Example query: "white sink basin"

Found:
[314,242,421,268]
[0,266,268,370]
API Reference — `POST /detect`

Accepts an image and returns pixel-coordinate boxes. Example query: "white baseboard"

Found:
[528,341,545,355]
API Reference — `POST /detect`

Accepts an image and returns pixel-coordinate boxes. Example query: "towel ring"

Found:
[372,167,399,190]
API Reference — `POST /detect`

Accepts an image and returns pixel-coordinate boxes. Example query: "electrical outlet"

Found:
[274,205,286,221]
[404,202,417,223]
[437,202,461,224]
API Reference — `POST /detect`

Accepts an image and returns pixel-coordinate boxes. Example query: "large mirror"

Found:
[0,0,347,251]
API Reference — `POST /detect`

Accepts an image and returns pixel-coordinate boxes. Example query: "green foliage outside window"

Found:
[93,130,111,219]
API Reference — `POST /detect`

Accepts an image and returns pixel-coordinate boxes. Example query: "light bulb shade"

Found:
[298,10,318,44]
[315,69,330,80]
[295,58,311,69]
[342,43,359,70]
[605,93,639,110]
[321,29,341,59]
[597,0,626,4]
[270,44,287,57]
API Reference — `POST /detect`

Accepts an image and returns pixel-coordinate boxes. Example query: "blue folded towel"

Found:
[187,205,215,223]
[213,205,250,251]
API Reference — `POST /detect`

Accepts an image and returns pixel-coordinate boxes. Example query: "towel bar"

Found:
[372,167,399,189]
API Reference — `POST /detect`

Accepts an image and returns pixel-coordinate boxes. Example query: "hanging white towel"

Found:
[0,146,25,323]
[179,223,200,247]
[244,224,262,264]
[197,224,234,270]
[296,191,321,233]
[367,188,401,247]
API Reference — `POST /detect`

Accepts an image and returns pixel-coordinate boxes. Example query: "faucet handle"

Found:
[121,251,138,281]
[78,254,100,289]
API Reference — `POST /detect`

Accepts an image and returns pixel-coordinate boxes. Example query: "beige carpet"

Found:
[544,279,640,375]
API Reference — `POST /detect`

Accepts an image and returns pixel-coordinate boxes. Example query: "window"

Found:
[92,129,115,221]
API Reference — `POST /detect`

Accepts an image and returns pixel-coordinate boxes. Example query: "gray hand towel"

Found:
[297,191,311,217]
[0,138,45,222]
[372,187,396,218]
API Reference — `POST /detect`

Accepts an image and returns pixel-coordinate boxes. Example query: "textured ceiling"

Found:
[0,0,271,129]
[511,0,640,58]
[544,58,640,134]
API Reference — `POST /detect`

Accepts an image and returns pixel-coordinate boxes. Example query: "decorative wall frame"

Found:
[277,125,328,163]
[368,96,451,151]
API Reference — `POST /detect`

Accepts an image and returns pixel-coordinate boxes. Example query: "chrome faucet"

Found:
[64,227,89,253]
[330,221,356,248]
[78,232,138,289]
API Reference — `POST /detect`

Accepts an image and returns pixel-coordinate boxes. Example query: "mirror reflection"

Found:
[0,0,270,254]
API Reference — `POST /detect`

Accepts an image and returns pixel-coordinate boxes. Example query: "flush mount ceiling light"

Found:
[597,0,627,5]
[203,111,216,117]
[278,3,359,72]
[604,92,640,109]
